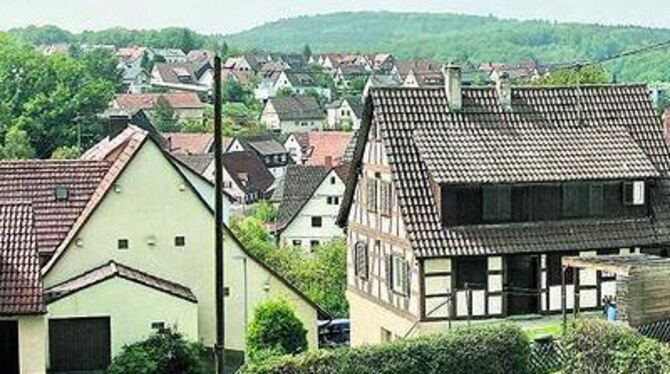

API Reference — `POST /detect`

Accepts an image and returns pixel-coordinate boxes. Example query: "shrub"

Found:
[246,299,308,362]
[563,319,670,374]
[243,323,530,374]
[108,328,208,374]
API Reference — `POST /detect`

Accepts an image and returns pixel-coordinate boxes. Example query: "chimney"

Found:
[107,110,131,139]
[324,156,333,169]
[443,63,462,111]
[495,72,513,111]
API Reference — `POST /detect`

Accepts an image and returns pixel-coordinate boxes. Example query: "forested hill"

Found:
[225,11,670,82]
[8,11,670,82]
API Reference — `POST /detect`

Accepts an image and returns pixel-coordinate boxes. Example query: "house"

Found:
[284,131,354,166]
[224,53,271,73]
[326,96,364,130]
[337,65,670,347]
[334,65,370,88]
[151,62,212,92]
[202,151,275,205]
[0,202,47,374]
[272,164,349,251]
[363,74,402,98]
[227,135,291,177]
[116,47,150,93]
[256,71,331,101]
[173,153,215,175]
[150,48,188,63]
[112,92,206,122]
[372,53,395,72]
[261,96,325,134]
[393,59,444,87]
[0,124,326,373]
[162,132,227,155]
[186,49,215,63]
[221,68,256,88]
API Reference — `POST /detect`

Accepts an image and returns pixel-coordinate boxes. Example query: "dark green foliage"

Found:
[152,95,179,132]
[242,324,530,374]
[246,299,308,362]
[533,64,609,85]
[108,328,209,374]
[563,319,670,374]
[0,34,116,158]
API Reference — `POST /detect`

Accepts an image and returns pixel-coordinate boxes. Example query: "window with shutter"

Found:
[367,178,378,212]
[380,181,392,216]
[391,255,409,295]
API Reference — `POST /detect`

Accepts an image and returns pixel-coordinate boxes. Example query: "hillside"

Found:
[224,11,670,82]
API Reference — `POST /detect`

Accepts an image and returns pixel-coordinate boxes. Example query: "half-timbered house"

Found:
[337,64,670,346]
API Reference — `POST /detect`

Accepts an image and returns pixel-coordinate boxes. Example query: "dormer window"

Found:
[54,186,70,202]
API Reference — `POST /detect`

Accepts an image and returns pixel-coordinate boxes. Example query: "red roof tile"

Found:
[163,132,219,155]
[114,92,205,110]
[0,202,45,314]
[0,160,111,257]
[46,261,197,303]
[303,132,353,167]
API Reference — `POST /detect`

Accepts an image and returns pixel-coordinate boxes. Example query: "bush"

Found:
[563,319,670,374]
[108,328,208,374]
[243,324,530,374]
[247,299,308,362]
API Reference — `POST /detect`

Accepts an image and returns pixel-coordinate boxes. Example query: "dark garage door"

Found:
[0,320,19,374]
[49,317,111,373]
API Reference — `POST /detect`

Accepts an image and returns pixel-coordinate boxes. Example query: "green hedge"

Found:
[242,324,530,374]
[564,319,670,374]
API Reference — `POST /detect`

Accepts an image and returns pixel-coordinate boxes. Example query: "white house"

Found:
[326,96,364,130]
[272,164,349,251]
[261,96,325,134]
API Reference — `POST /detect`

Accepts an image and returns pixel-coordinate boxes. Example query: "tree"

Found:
[108,328,208,374]
[302,44,312,60]
[276,87,295,97]
[50,145,81,159]
[0,126,35,160]
[222,79,249,103]
[153,96,180,132]
[246,299,308,362]
[534,64,609,86]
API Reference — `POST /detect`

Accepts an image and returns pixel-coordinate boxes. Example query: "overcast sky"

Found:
[1,0,669,34]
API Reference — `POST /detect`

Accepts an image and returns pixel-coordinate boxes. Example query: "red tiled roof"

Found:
[163,132,217,155]
[0,160,111,257]
[46,261,197,303]
[0,202,45,314]
[304,132,353,167]
[114,92,205,110]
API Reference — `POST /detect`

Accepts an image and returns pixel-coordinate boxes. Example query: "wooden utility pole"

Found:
[213,55,225,374]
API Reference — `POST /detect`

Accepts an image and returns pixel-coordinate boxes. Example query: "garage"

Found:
[0,320,19,374]
[49,317,111,373]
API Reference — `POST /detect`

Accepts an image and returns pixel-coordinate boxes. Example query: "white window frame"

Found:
[391,255,408,295]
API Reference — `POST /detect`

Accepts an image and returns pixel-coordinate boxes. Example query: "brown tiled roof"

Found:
[303,132,353,167]
[222,151,274,195]
[273,165,328,232]
[163,132,216,154]
[173,153,214,174]
[0,160,111,256]
[0,202,45,314]
[340,84,670,258]
[221,68,255,87]
[153,63,204,84]
[46,261,197,303]
[268,96,324,121]
[115,93,205,110]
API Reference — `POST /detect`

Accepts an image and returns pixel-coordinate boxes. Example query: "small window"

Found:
[54,185,70,202]
[327,197,333,204]
[292,240,302,247]
[151,322,165,331]
[310,240,320,249]
[623,182,645,205]
[330,176,336,184]
[311,216,322,227]
[367,178,378,212]
[454,258,486,290]
[117,239,129,250]
[333,196,340,205]
[391,255,409,295]
[354,242,369,279]
[175,236,186,247]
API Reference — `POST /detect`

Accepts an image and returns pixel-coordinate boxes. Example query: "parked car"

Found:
[318,319,350,348]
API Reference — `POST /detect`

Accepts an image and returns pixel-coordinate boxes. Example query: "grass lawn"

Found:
[525,323,563,340]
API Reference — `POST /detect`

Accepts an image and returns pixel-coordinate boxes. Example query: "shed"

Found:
[562,255,670,327]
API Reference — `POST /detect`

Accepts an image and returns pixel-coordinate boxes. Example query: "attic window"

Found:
[117,239,129,250]
[175,236,186,247]
[54,186,70,202]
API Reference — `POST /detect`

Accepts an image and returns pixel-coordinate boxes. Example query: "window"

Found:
[380,181,393,216]
[327,196,340,205]
[292,240,302,247]
[454,258,486,290]
[175,236,186,247]
[482,186,511,222]
[54,185,70,202]
[117,239,129,250]
[546,252,578,286]
[151,322,166,331]
[624,181,645,206]
[311,216,322,227]
[562,183,590,218]
[390,255,409,295]
[354,242,368,279]
[367,178,378,212]
[310,240,320,249]
[330,176,337,184]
